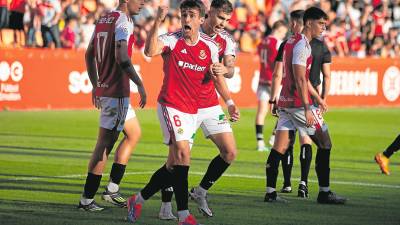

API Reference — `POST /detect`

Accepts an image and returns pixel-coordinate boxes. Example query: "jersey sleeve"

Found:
[224,35,236,57]
[275,40,286,62]
[210,41,219,63]
[159,33,178,52]
[322,43,332,64]
[115,14,132,41]
[292,39,308,67]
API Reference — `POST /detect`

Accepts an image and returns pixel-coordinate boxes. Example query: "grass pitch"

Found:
[0,108,399,225]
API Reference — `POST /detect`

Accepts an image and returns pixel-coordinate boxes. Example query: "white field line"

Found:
[4,171,400,189]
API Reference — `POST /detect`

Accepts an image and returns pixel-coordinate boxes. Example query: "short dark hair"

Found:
[180,0,206,17]
[210,0,233,14]
[290,10,304,21]
[303,7,328,24]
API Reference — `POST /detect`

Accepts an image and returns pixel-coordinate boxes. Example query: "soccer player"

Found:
[158,0,240,218]
[77,0,146,211]
[271,10,332,197]
[375,134,400,175]
[264,7,346,204]
[126,1,219,224]
[255,20,288,152]
[101,104,143,207]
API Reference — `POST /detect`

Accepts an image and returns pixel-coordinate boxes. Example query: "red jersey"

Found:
[93,10,134,98]
[9,0,25,12]
[158,31,219,114]
[257,35,280,84]
[0,0,7,8]
[373,11,385,37]
[197,30,236,109]
[278,33,313,108]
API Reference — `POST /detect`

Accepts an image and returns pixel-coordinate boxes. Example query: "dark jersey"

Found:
[275,38,331,87]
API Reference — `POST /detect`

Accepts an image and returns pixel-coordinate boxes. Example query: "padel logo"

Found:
[0,61,23,101]
[382,66,400,102]
[178,61,206,72]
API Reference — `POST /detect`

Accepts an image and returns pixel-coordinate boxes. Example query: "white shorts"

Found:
[125,104,136,121]
[257,84,271,101]
[276,106,328,137]
[99,97,129,132]
[196,105,232,138]
[157,103,197,145]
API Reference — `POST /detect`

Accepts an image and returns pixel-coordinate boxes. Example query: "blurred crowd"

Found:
[0,0,399,58]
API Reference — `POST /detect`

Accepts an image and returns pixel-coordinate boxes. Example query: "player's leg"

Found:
[255,84,270,151]
[280,132,296,193]
[103,108,141,207]
[264,109,293,203]
[297,134,312,198]
[375,134,400,175]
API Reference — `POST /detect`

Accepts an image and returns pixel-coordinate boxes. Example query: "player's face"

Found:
[208,8,231,34]
[290,19,303,34]
[310,18,326,38]
[181,8,205,38]
[127,0,145,16]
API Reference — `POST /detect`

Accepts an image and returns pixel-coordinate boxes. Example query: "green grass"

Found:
[0,108,399,225]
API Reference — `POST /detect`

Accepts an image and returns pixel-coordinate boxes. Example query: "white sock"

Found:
[196,186,207,196]
[107,181,119,193]
[319,186,330,192]
[135,192,145,205]
[80,197,94,205]
[177,210,190,222]
[161,202,172,210]
[266,187,276,193]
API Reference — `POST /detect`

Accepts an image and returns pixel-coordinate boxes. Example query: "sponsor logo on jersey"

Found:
[199,50,207,60]
[178,61,206,72]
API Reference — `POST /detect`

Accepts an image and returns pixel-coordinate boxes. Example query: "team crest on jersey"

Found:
[177,128,184,134]
[199,50,207,60]
[216,42,221,51]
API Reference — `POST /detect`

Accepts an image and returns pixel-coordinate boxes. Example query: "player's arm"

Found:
[85,35,99,108]
[269,41,285,116]
[115,40,146,108]
[292,42,314,126]
[307,81,327,113]
[144,6,168,57]
[321,43,332,101]
[213,75,239,122]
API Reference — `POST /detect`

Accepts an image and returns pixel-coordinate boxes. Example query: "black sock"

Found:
[281,146,293,187]
[141,164,172,200]
[83,173,102,199]
[266,149,283,189]
[256,124,264,140]
[300,144,312,184]
[172,165,189,211]
[161,186,174,202]
[383,134,400,158]
[315,148,330,188]
[199,155,230,190]
[110,163,126,185]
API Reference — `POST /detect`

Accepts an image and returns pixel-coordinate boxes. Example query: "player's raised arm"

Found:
[85,35,99,108]
[220,36,237,78]
[144,6,168,57]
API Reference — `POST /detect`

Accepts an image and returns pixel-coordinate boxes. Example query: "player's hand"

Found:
[137,85,147,108]
[319,99,328,114]
[156,5,169,22]
[91,88,100,109]
[305,108,315,127]
[271,103,278,117]
[228,104,240,122]
[211,63,228,76]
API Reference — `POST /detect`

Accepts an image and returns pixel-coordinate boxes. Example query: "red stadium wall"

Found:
[0,49,399,110]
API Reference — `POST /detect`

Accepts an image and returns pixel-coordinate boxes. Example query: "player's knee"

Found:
[221,147,237,163]
[126,129,141,146]
[174,148,190,164]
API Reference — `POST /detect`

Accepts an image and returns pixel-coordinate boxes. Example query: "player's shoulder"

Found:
[218,30,235,41]
[168,30,183,38]
[200,32,218,49]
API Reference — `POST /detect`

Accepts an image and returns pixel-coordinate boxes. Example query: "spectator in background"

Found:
[0,0,9,46]
[9,0,26,47]
[60,16,76,49]
[26,0,41,47]
[40,0,61,48]
[79,13,94,49]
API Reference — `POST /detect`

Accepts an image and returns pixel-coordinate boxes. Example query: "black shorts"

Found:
[8,11,24,30]
[0,7,9,29]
